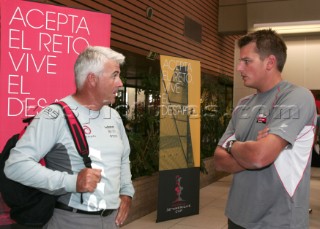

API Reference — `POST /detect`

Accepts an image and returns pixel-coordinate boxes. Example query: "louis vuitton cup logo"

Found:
[173,175,184,203]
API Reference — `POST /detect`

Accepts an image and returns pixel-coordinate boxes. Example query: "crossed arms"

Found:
[213,127,289,173]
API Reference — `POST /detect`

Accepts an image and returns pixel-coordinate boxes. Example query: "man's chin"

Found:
[243,81,252,88]
[244,83,256,90]
[103,99,113,105]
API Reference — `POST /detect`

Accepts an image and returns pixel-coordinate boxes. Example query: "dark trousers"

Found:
[228,219,246,229]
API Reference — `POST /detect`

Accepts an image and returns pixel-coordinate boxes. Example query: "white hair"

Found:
[74,46,125,89]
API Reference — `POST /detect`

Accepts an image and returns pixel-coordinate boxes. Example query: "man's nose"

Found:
[236,62,243,72]
[117,78,123,87]
[236,62,241,71]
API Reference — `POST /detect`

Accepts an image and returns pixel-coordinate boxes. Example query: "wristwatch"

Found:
[226,140,236,154]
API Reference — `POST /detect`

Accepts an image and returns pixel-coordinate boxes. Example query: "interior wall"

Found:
[218,0,247,34]
[233,34,320,105]
[39,0,238,79]
[219,0,320,34]
[284,35,320,90]
[247,0,320,32]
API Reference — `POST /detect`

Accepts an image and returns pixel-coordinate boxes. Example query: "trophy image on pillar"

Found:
[173,175,184,203]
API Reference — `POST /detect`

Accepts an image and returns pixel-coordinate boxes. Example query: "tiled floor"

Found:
[122,167,320,229]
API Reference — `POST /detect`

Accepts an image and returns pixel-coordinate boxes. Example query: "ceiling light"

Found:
[253,21,320,34]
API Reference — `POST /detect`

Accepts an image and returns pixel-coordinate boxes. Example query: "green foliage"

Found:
[200,76,232,173]
[125,73,160,179]
[126,107,159,179]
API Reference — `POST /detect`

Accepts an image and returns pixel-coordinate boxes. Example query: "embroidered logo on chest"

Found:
[104,125,118,138]
[257,114,267,124]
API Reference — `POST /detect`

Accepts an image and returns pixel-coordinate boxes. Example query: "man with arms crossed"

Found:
[214,29,316,229]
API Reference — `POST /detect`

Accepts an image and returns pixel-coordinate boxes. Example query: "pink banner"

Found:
[0,0,111,150]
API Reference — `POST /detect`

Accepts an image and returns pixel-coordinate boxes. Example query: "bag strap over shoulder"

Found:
[53,101,92,168]
[53,101,92,204]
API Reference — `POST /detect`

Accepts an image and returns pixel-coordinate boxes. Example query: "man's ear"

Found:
[87,73,97,87]
[266,55,276,71]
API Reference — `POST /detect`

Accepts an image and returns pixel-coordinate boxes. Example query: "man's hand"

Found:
[257,127,269,141]
[76,168,101,192]
[116,195,132,226]
[231,127,288,169]
[213,146,246,173]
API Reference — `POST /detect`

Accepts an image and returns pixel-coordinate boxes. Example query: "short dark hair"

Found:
[238,29,287,72]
